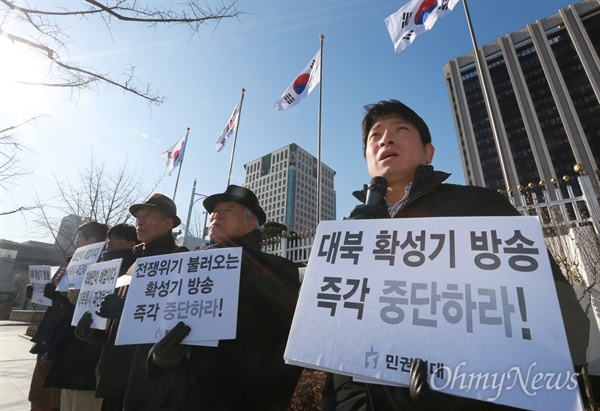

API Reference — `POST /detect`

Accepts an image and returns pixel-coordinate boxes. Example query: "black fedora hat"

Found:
[203,185,266,226]
[129,193,182,227]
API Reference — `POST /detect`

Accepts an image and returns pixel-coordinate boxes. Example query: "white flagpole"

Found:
[461,0,510,192]
[226,88,245,187]
[172,127,190,201]
[316,35,324,227]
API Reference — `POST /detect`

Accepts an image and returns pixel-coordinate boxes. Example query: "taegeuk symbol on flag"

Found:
[214,99,242,152]
[274,49,321,111]
[161,128,189,176]
[385,0,459,55]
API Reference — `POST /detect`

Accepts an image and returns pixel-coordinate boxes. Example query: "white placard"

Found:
[28,265,60,306]
[58,242,105,291]
[115,247,242,347]
[71,258,123,330]
[115,274,132,288]
[284,217,582,411]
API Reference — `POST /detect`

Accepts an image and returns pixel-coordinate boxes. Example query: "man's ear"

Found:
[245,216,258,232]
[165,217,175,231]
[425,143,435,164]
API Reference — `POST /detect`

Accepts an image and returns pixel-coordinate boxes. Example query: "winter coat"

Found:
[147,228,303,411]
[322,165,590,411]
[43,248,137,392]
[123,231,188,411]
[94,248,137,399]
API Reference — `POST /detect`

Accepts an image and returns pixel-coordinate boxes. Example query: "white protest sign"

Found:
[29,265,60,306]
[71,258,123,329]
[284,217,582,411]
[58,241,105,291]
[115,247,242,347]
[115,274,132,289]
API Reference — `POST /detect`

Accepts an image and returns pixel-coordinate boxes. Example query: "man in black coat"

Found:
[322,99,590,411]
[41,221,109,411]
[74,223,138,411]
[147,185,303,411]
[94,193,189,411]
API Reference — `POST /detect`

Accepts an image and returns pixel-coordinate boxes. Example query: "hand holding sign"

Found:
[44,283,69,305]
[96,294,125,319]
[152,321,192,369]
[75,312,104,345]
[410,358,442,407]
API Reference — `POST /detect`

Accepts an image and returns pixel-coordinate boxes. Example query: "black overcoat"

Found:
[147,228,303,411]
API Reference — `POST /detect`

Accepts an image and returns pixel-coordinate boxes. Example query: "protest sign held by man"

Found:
[146,185,303,410]
[74,223,138,411]
[94,193,188,411]
[321,99,589,411]
[40,221,108,411]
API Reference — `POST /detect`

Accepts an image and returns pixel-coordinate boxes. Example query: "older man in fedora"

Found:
[96,193,188,411]
[147,185,303,411]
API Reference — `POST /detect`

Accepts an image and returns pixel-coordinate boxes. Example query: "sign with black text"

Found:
[71,258,123,330]
[115,247,242,346]
[58,242,105,290]
[29,265,60,306]
[284,217,582,411]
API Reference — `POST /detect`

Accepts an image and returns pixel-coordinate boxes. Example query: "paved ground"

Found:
[0,321,36,411]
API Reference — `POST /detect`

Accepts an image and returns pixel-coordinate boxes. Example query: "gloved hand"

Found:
[152,321,192,369]
[43,283,69,305]
[95,294,125,319]
[409,358,441,408]
[75,311,104,345]
[347,204,379,220]
[25,284,33,299]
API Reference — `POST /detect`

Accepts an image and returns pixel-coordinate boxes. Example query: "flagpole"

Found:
[183,179,197,247]
[316,34,324,227]
[183,179,207,248]
[172,127,190,201]
[461,0,510,192]
[226,89,245,187]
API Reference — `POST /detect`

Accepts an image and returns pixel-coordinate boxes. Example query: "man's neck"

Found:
[139,231,173,250]
[386,183,410,204]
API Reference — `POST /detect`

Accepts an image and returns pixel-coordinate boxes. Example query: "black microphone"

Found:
[365,176,388,207]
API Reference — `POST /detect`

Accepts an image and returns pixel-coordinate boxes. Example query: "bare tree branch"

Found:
[31,151,154,257]
[0,0,241,104]
[0,117,45,215]
[0,205,36,216]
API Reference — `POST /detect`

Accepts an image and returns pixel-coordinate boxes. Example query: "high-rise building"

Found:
[444,0,600,205]
[244,143,336,232]
[55,214,87,256]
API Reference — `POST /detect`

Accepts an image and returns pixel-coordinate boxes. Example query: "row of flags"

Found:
[161,0,459,175]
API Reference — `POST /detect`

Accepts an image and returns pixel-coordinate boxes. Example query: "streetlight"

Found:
[183,179,208,248]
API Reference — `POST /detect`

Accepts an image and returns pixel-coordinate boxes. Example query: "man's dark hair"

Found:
[361,99,432,156]
[77,221,108,242]
[108,223,138,243]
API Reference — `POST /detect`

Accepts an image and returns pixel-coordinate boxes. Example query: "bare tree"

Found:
[0,117,44,215]
[1,0,241,105]
[31,151,160,258]
[181,209,208,239]
[544,223,600,315]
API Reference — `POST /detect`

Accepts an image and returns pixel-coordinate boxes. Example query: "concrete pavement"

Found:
[0,321,36,411]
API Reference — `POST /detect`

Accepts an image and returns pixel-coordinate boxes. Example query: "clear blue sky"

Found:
[0,0,577,243]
